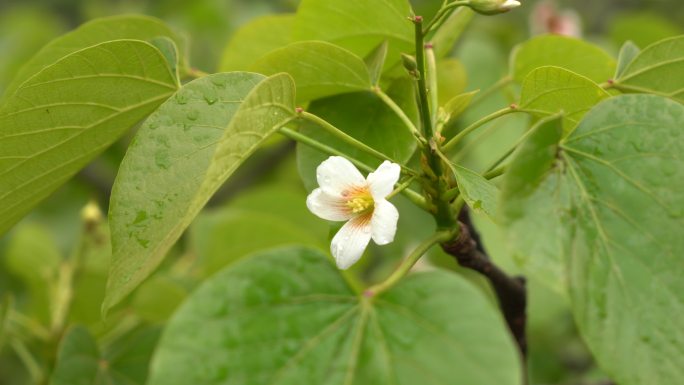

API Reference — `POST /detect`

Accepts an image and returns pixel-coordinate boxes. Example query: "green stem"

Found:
[426,44,439,125]
[387,176,417,199]
[482,120,540,173]
[301,111,403,166]
[365,230,454,295]
[11,340,44,384]
[483,165,506,180]
[372,87,425,146]
[442,106,516,152]
[414,16,456,230]
[278,127,428,210]
[423,1,471,35]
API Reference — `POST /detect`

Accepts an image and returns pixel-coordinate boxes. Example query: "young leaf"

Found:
[614,40,640,78]
[105,73,296,313]
[364,40,389,86]
[293,0,413,71]
[450,164,499,218]
[0,40,177,236]
[444,90,478,123]
[148,247,522,385]
[2,15,186,102]
[251,41,371,102]
[614,35,684,103]
[519,66,610,132]
[510,35,616,84]
[296,78,418,190]
[219,14,295,71]
[501,95,684,384]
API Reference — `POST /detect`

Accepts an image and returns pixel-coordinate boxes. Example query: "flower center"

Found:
[345,192,374,214]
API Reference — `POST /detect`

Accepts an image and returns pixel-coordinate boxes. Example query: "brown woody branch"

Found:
[441,209,528,358]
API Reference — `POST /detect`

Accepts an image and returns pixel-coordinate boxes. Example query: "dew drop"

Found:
[175,92,189,105]
[187,109,200,121]
[203,88,218,105]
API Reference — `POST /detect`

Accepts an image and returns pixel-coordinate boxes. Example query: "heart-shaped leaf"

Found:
[510,35,616,84]
[293,0,413,71]
[219,14,295,72]
[2,15,186,102]
[0,40,177,235]
[105,73,296,313]
[251,41,371,102]
[614,35,684,103]
[520,66,610,132]
[148,247,522,385]
[501,95,684,384]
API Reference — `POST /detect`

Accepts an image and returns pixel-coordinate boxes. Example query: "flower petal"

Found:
[316,156,365,196]
[330,215,372,269]
[371,199,399,245]
[367,161,400,199]
[306,188,353,221]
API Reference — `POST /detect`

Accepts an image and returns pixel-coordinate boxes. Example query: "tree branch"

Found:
[441,209,528,359]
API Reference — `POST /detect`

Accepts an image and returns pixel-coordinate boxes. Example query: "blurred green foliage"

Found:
[0,0,681,384]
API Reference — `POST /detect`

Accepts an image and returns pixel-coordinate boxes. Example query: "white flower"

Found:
[306,156,400,270]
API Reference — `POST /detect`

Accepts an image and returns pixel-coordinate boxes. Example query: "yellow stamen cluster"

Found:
[346,195,374,214]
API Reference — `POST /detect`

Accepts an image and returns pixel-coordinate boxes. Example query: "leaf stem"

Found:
[423,1,472,35]
[442,106,517,152]
[278,127,428,210]
[386,176,417,199]
[372,87,425,146]
[300,111,405,166]
[365,230,454,296]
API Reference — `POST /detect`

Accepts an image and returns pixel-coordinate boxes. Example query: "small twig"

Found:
[441,209,528,360]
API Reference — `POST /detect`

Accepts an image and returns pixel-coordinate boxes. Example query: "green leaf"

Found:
[614,41,640,79]
[614,35,684,103]
[0,40,177,236]
[2,15,186,102]
[450,164,499,218]
[293,0,413,71]
[431,8,475,59]
[148,247,521,385]
[296,78,418,190]
[499,116,570,293]
[50,325,161,385]
[519,66,610,132]
[105,73,295,313]
[510,35,616,84]
[251,41,371,102]
[444,90,478,123]
[364,40,389,86]
[150,36,180,80]
[501,95,684,384]
[218,14,295,72]
[436,59,467,106]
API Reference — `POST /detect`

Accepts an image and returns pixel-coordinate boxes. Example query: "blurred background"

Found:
[0,0,681,384]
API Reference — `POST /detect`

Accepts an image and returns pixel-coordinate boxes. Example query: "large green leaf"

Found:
[50,325,161,385]
[614,41,640,79]
[519,66,610,132]
[0,40,177,235]
[296,78,417,190]
[499,116,571,293]
[293,0,413,71]
[2,15,186,102]
[251,41,371,102]
[614,35,684,103]
[501,95,684,384]
[105,73,295,313]
[219,14,295,72]
[510,35,616,84]
[148,247,521,385]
